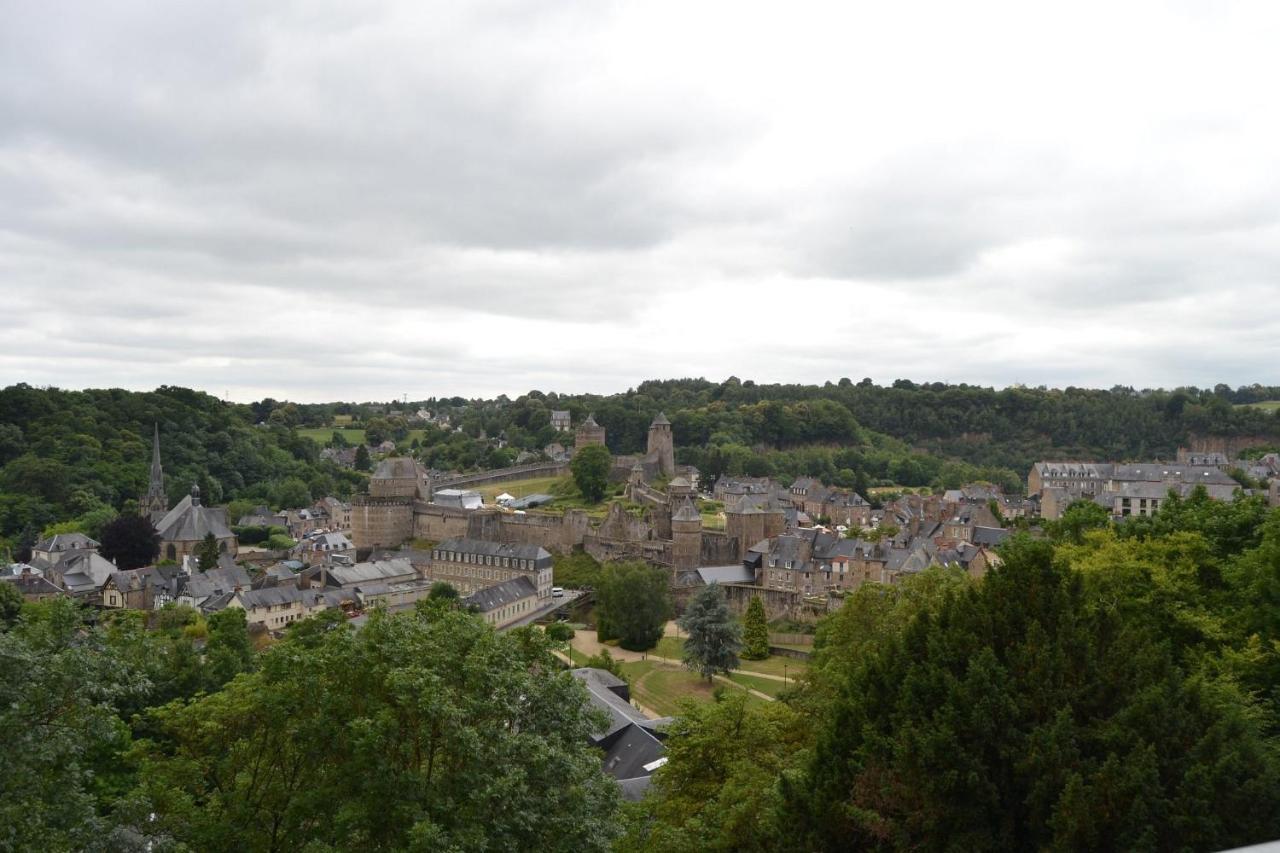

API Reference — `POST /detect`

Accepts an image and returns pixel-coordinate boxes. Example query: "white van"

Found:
[552,587,564,598]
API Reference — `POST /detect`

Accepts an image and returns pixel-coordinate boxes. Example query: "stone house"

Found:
[463,574,540,630]
[430,538,553,600]
[102,565,181,610]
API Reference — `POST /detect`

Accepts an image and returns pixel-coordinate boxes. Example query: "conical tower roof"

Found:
[673,496,701,523]
[651,411,671,426]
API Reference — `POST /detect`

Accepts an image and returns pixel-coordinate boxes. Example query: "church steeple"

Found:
[142,423,169,524]
[149,423,164,493]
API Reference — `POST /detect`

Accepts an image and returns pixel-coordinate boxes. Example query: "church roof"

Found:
[156,494,235,543]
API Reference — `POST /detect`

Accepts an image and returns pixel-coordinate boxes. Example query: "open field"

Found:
[655,635,808,679]
[298,427,432,445]
[621,660,766,716]
[474,475,567,502]
[728,671,789,697]
[1238,401,1280,412]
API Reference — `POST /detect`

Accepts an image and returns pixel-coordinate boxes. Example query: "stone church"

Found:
[142,426,238,562]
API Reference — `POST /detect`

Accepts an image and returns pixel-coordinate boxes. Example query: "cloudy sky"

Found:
[2,1,1279,402]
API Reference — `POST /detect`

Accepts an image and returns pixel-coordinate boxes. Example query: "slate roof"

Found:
[650,411,671,426]
[971,526,1011,547]
[672,497,701,523]
[181,564,251,601]
[435,538,552,567]
[371,457,421,480]
[2,574,64,597]
[696,565,757,585]
[34,533,100,553]
[463,575,538,612]
[156,495,235,542]
[327,558,416,587]
[570,668,667,796]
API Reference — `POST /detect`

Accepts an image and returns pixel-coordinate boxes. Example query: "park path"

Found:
[563,621,795,688]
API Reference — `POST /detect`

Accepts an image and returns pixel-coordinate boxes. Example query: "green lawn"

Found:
[727,671,788,697]
[655,635,806,680]
[297,427,430,445]
[737,654,808,679]
[1238,401,1280,412]
[474,475,568,502]
[621,661,766,717]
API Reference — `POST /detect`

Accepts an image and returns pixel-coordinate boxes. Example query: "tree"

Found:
[0,580,22,628]
[0,598,145,850]
[128,608,621,851]
[354,443,372,472]
[1050,498,1112,544]
[678,583,742,681]
[785,538,1280,851]
[194,532,221,571]
[618,692,807,852]
[595,561,672,651]
[429,580,459,600]
[545,621,575,643]
[583,647,626,680]
[203,608,254,692]
[98,514,160,571]
[571,444,612,503]
[741,595,770,660]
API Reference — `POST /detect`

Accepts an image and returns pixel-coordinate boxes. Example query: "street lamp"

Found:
[784,661,788,687]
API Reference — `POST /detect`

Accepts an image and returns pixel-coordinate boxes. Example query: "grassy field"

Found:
[621,660,766,716]
[655,635,808,680]
[727,671,789,697]
[1238,401,1280,412]
[474,475,567,502]
[297,427,430,445]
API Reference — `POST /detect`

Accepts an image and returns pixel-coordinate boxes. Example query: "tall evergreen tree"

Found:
[354,443,371,472]
[741,595,770,660]
[194,532,220,572]
[678,583,742,681]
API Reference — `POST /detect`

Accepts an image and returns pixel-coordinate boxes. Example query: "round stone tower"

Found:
[647,411,675,477]
[671,496,702,570]
[575,413,606,449]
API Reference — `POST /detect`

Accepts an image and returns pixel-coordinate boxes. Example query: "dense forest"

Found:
[0,384,363,558]
[5,490,1280,850]
[4,379,1279,558]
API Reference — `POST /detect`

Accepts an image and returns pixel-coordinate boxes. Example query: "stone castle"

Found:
[352,413,774,575]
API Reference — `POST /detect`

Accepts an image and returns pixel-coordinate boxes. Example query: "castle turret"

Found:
[647,412,675,477]
[671,496,702,570]
[575,413,606,449]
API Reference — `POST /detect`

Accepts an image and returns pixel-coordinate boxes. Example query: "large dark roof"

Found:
[463,575,537,612]
[436,538,552,565]
[371,457,421,480]
[156,495,235,542]
[34,532,100,553]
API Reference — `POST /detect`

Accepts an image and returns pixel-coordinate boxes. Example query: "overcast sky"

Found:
[2,1,1279,403]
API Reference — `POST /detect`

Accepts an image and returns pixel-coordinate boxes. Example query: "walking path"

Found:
[565,623,794,683]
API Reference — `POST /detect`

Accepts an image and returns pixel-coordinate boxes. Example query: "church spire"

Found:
[149,423,164,492]
[142,423,169,523]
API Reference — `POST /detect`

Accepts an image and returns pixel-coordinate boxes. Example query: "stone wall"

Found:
[351,496,414,550]
[412,503,473,543]
[466,508,590,553]
[432,461,569,491]
[699,531,741,565]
